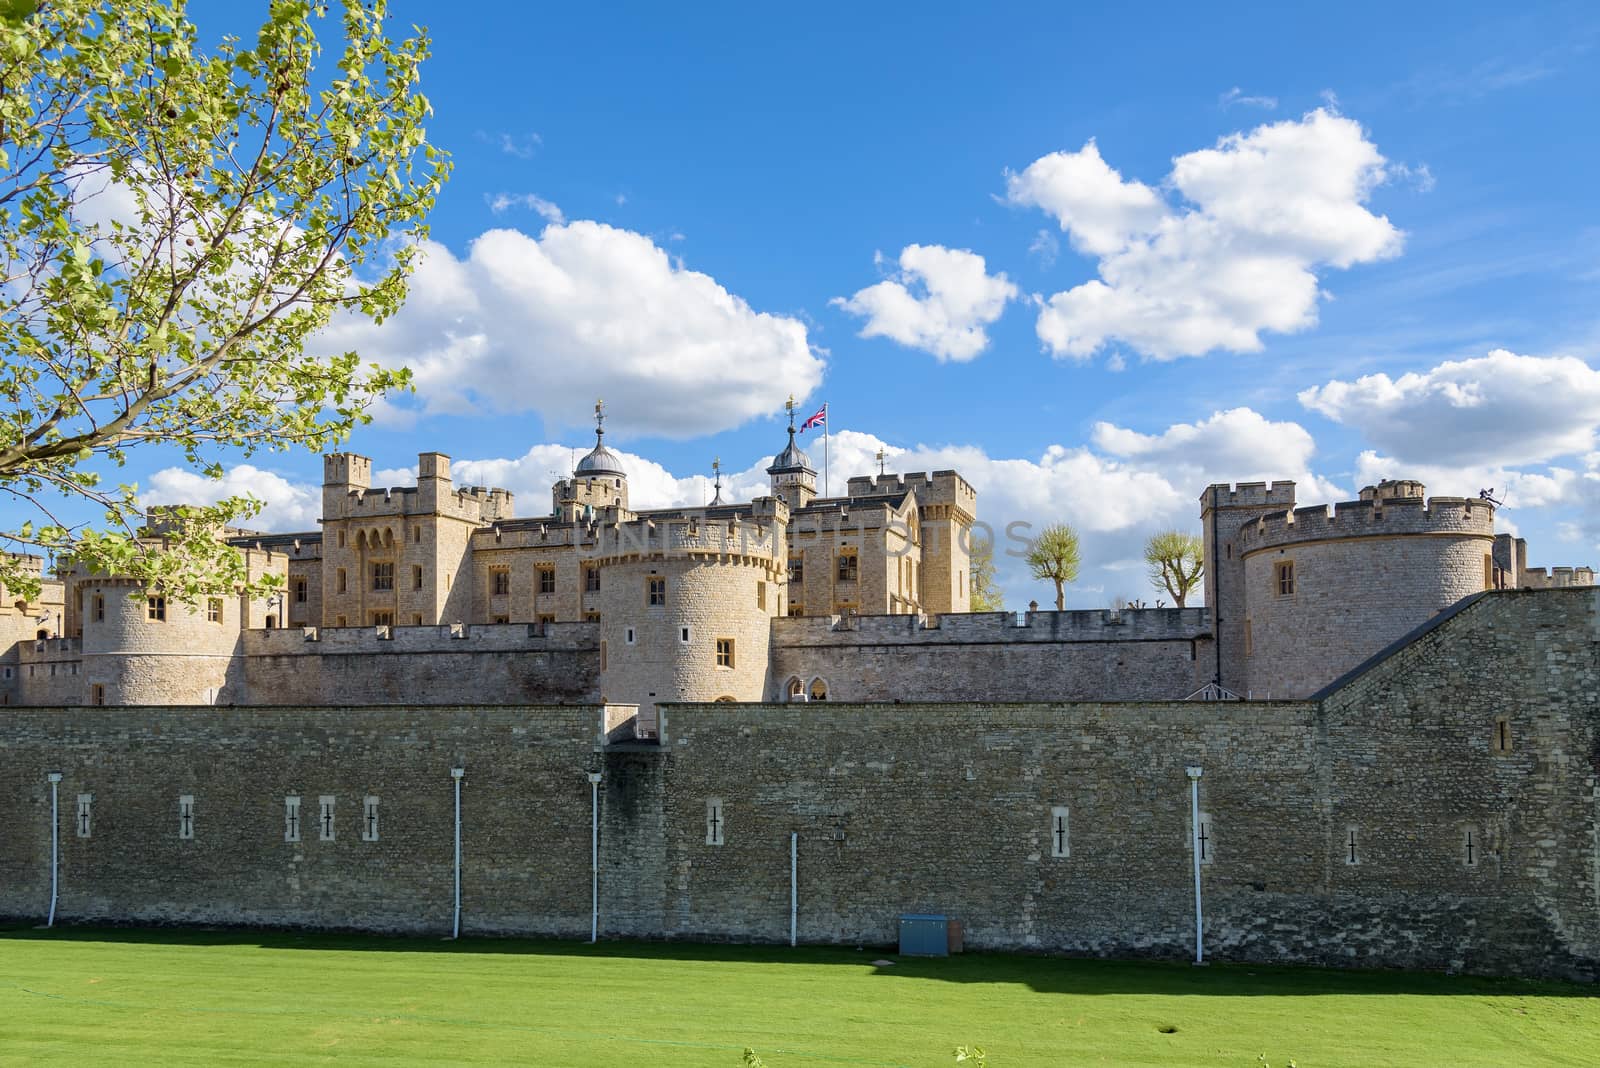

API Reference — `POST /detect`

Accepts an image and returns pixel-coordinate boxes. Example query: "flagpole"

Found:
[824,403,830,498]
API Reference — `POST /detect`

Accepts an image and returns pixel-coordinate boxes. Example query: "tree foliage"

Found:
[968,534,1003,611]
[0,0,447,598]
[1144,529,1204,607]
[1025,522,1079,611]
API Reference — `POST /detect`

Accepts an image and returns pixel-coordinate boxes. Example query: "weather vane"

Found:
[876,448,886,476]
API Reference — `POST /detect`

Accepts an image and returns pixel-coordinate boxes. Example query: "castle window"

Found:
[492,569,511,596]
[147,595,166,621]
[1492,716,1512,753]
[716,638,735,668]
[413,565,424,589]
[1463,827,1480,867]
[337,530,346,548]
[412,614,423,626]
[1049,806,1070,858]
[90,683,105,705]
[93,594,104,621]
[837,551,858,582]
[178,794,195,840]
[705,799,724,846]
[538,614,556,626]
[294,579,308,603]
[680,626,692,644]
[788,603,804,617]
[494,615,509,625]
[335,615,347,627]
[625,627,636,645]
[788,559,803,584]
[538,567,556,595]
[1275,560,1295,596]
[76,794,92,838]
[336,568,347,594]
[362,796,380,842]
[584,565,601,592]
[647,577,666,606]
[1345,825,1360,866]
[1243,618,1253,657]
[599,640,607,670]
[284,796,302,843]
[787,677,803,700]
[371,611,394,627]
[318,795,336,841]
[756,581,766,610]
[808,678,828,701]
[206,598,223,624]
[585,612,601,624]
[413,526,421,543]
[1,666,11,680]
[372,562,394,592]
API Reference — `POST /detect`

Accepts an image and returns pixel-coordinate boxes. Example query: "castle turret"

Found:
[767,400,817,511]
[555,400,630,521]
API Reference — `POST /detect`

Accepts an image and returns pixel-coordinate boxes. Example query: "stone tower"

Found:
[767,402,817,512]
[554,400,630,522]
[1200,481,1298,694]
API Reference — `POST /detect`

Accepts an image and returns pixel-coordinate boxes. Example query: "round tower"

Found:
[594,505,786,712]
[1237,483,1496,698]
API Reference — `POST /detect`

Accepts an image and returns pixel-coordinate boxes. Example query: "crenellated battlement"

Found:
[1239,495,1495,553]
[243,620,598,658]
[772,606,1210,648]
[846,469,974,506]
[1201,480,1298,511]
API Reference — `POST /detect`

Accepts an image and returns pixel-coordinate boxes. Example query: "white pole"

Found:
[47,772,62,928]
[588,771,602,943]
[1186,766,1204,965]
[451,767,465,940]
[789,831,798,947]
[823,403,830,497]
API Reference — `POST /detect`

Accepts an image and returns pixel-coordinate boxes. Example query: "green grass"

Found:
[1,927,1595,1066]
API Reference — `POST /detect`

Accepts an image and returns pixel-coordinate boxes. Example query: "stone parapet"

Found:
[1240,496,1495,555]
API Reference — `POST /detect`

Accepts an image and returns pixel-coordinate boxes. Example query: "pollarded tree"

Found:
[0,0,448,601]
[1144,529,1204,608]
[1025,522,1079,611]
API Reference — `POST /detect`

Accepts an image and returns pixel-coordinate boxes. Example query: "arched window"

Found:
[786,677,803,701]
[809,678,828,702]
[714,695,737,703]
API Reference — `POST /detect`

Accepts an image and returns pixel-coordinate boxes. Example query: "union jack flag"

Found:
[800,404,827,432]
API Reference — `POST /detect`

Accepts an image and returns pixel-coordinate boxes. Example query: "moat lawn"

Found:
[0,928,1595,1066]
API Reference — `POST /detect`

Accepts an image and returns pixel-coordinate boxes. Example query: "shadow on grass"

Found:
[2,921,1593,1000]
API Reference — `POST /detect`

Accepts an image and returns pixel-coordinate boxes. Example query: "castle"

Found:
[0,404,1589,710]
[4,410,1599,982]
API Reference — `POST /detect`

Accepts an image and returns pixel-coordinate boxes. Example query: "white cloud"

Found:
[143,464,321,532]
[1006,109,1402,361]
[1298,350,1600,466]
[1028,228,1060,267]
[832,244,1018,362]
[1219,87,1279,110]
[476,131,542,158]
[485,193,565,223]
[318,222,824,439]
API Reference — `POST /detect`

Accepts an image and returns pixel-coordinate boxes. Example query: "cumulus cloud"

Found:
[317,222,824,438]
[832,244,1018,362]
[143,464,321,532]
[1298,350,1600,467]
[1005,109,1402,361]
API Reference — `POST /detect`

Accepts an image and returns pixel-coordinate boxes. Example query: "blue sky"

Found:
[54,1,1600,607]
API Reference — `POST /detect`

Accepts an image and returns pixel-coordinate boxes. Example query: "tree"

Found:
[968,535,1003,611]
[1144,529,1204,608]
[1025,522,1079,610]
[0,0,448,600]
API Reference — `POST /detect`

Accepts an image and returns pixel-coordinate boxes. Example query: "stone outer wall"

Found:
[1,589,1594,981]
[238,623,600,706]
[770,609,1212,702]
[0,705,598,936]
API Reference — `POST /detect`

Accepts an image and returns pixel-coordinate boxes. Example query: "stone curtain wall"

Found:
[0,706,600,936]
[0,590,1595,981]
[770,609,1212,702]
